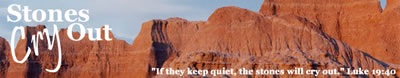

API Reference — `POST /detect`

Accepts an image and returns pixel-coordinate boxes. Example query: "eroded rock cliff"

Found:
[0,0,399,78]
[259,0,400,65]
[0,37,10,77]
[2,26,138,78]
[132,6,399,77]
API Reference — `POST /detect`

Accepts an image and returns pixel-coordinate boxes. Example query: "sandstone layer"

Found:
[132,6,399,77]
[1,26,139,78]
[0,0,399,78]
[260,0,400,65]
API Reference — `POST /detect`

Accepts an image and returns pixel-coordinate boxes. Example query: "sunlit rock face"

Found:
[0,0,400,78]
[132,6,398,77]
[260,0,400,65]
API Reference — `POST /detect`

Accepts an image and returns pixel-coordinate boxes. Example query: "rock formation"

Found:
[2,26,139,78]
[0,37,10,77]
[132,6,399,77]
[260,0,400,65]
[0,0,399,78]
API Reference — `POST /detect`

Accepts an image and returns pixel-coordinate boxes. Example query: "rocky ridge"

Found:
[132,6,399,77]
[260,0,400,65]
[0,0,399,78]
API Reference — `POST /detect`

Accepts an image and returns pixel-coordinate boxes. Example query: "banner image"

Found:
[0,0,399,78]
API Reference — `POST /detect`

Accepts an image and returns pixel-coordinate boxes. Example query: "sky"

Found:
[0,0,388,44]
[0,0,264,44]
[381,0,387,9]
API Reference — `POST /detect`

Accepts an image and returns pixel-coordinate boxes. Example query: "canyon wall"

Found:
[132,6,399,77]
[0,0,399,78]
[1,26,141,78]
[260,0,400,65]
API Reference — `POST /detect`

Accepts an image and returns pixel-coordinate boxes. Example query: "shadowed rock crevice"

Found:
[0,37,10,78]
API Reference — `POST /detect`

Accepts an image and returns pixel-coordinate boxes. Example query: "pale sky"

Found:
[381,0,387,9]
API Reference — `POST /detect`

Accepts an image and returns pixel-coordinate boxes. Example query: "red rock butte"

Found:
[0,0,399,78]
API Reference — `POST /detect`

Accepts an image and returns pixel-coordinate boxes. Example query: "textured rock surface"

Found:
[2,26,138,78]
[132,6,399,77]
[0,0,399,78]
[0,37,10,77]
[259,0,400,65]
